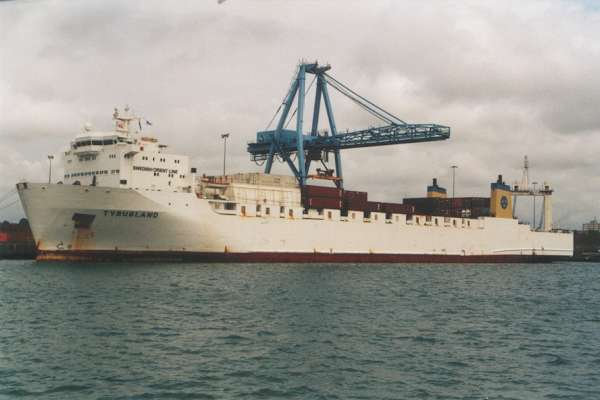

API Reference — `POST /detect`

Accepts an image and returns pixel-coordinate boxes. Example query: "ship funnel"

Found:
[427,177,447,199]
[490,174,512,218]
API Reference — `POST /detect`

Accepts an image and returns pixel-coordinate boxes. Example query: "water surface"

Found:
[1,260,599,399]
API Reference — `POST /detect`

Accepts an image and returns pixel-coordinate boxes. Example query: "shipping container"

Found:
[302,185,343,198]
[305,197,342,209]
[344,200,368,211]
[365,201,382,212]
[343,190,368,201]
[381,203,415,214]
[403,197,490,217]
[0,220,34,243]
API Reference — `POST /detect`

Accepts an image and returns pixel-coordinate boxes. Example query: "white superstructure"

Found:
[62,107,192,192]
[17,108,573,262]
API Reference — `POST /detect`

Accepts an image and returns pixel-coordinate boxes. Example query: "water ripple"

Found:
[1,260,600,399]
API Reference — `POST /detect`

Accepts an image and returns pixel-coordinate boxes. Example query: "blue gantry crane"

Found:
[247,62,451,188]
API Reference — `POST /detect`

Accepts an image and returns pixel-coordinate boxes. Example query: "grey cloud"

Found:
[0,0,598,228]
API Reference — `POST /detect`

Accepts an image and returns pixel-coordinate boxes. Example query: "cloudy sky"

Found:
[1,0,599,228]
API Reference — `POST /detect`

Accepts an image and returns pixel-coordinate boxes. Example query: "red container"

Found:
[343,190,368,201]
[381,203,415,214]
[0,222,34,243]
[345,199,368,211]
[342,190,368,211]
[302,185,342,199]
[306,197,342,209]
[403,198,439,214]
[365,201,382,212]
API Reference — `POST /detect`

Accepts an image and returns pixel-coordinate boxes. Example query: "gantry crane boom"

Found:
[249,124,449,157]
[246,62,451,187]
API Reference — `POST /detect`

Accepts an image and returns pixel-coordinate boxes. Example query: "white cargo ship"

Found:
[17,105,573,262]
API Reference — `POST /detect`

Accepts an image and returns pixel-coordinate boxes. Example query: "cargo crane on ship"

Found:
[512,155,554,231]
[247,62,451,188]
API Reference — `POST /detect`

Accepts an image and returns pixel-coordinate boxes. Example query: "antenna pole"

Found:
[451,165,458,198]
[522,155,529,190]
[221,133,230,176]
[47,155,54,184]
[532,181,538,230]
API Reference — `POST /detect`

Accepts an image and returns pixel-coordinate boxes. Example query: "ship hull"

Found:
[17,182,574,263]
[35,249,569,263]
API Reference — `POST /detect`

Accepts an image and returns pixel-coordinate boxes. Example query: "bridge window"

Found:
[76,140,92,147]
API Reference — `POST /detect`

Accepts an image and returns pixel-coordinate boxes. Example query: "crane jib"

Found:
[247,62,451,186]
[247,124,450,155]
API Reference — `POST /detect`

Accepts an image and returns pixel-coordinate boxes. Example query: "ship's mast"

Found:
[511,155,554,231]
[520,155,529,191]
[113,105,142,135]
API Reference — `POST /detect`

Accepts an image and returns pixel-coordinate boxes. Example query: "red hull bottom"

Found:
[36,250,570,263]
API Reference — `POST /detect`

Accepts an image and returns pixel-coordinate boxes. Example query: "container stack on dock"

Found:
[0,219,36,259]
